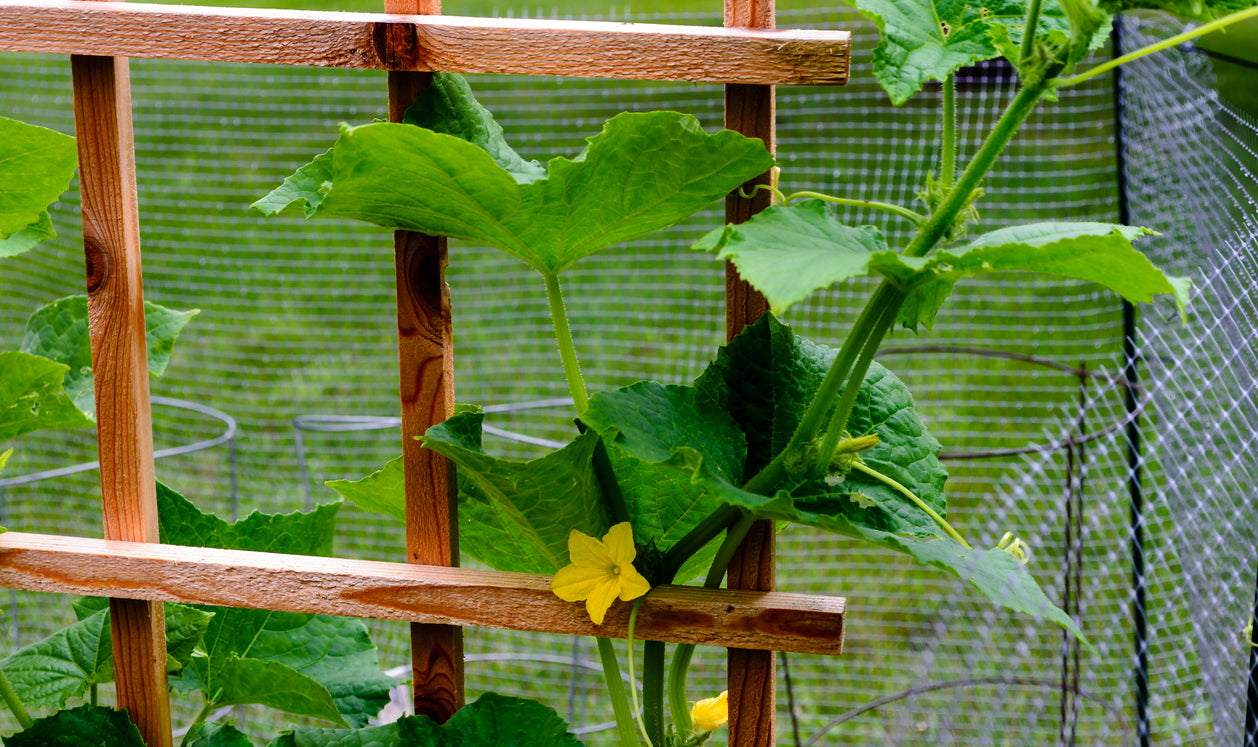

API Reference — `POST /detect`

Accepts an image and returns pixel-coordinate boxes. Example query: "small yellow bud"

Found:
[691,691,729,732]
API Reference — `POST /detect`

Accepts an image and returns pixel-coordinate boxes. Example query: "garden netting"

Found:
[1,5,1255,745]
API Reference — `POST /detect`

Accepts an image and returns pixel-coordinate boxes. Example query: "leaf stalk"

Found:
[0,668,33,730]
[598,635,644,747]
[940,75,957,188]
[543,272,590,415]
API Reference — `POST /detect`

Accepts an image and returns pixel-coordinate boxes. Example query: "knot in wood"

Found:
[83,237,109,294]
[373,20,423,70]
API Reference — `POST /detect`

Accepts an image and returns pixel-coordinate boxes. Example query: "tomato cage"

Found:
[0,3,1254,745]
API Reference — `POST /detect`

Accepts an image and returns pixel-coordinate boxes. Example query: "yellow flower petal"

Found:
[691,690,729,732]
[616,561,651,602]
[584,577,622,626]
[603,521,638,566]
[552,563,610,602]
[567,528,612,568]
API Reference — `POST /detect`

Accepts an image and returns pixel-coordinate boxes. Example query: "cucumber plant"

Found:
[258,0,1258,741]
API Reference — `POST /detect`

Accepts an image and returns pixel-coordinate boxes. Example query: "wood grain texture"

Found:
[387,0,462,723]
[71,52,171,747]
[724,0,778,744]
[0,532,846,655]
[0,0,849,84]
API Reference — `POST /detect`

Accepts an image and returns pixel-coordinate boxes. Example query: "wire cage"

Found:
[0,3,1254,745]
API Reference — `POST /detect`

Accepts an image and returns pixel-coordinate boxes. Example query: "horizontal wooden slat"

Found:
[0,531,846,655]
[0,0,849,84]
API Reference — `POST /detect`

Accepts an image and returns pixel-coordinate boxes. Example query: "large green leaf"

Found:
[252,148,334,218]
[580,382,746,486]
[317,110,772,276]
[598,438,725,583]
[253,73,547,219]
[0,608,113,709]
[157,480,338,555]
[182,721,256,747]
[417,410,609,574]
[686,459,1083,638]
[870,221,1190,328]
[577,382,745,579]
[0,603,214,710]
[694,315,946,528]
[158,482,394,726]
[0,350,94,442]
[267,692,586,747]
[695,204,1188,328]
[694,312,839,477]
[325,454,406,522]
[402,72,546,184]
[693,200,888,315]
[0,211,55,259]
[213,657,349,727]
[850,0,1006,104]
[849,0,1113,103]
[21,295,200,417]
[0,116,77,241]
[5,705,146,747]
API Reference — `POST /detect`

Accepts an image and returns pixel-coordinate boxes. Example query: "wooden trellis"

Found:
[0,1,851,744]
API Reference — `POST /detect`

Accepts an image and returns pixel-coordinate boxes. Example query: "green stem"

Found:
[191,699,217,727]
[658,504,741,582]
[598,636,644,747]
[665,512,757,740]
[903,74,1056,259]
[1054,6,1258,88]
[667,643,697,736]
[850,461,971,548]
[940,75,957,188]
[702,512,757,588]
[743,281,898,496]
[813,293,903,474]
[642,640,666,747]
[0,668,33,730]
[543,271,590,415]
[626,600,655,747]
[781,191,928,225]
[1019,0,1046,66]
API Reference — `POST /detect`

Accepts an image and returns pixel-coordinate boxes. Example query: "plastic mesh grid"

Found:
[0,5,1253,744]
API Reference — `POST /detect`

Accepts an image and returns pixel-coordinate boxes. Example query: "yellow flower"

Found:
[550,522,650,625]
[690,690,728,732]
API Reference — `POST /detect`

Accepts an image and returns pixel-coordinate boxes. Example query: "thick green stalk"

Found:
[742,280,899,496]
[543,271,590,415]
[598,636,644,747]
[667,643,698,736]
[0,668,32,730]
[813,293,903,474]
[664,512,757,735]
[1019,0,1046,66]
[1055,6,1258,88]
[642,640,666,746]
[658,504,741,582]
[940,75,957,188]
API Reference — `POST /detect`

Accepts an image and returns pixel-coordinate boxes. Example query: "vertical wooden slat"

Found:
[383,0,463,723]
[724,0,777,745]
[70,52,172,747]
